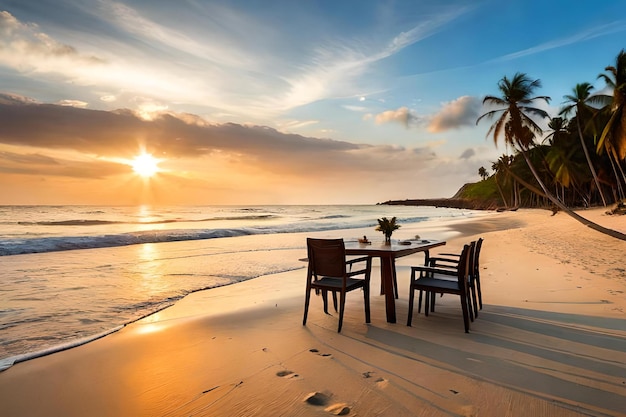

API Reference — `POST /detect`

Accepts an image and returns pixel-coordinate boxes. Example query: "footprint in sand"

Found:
[362,371,388,388]
[310,348,332,357]
[325,403,351,415]
[276,370,299,379]
[304,392,351,415]
[375,377,388,388]
[304,391,330,406]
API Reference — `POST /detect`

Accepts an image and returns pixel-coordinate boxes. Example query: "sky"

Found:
[0,0,625,205]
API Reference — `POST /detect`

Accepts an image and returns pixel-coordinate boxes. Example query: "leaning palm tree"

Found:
[560,83,607,206]
[597,49,626,199]
[478,72,626,240]
[597,49,626,160]
[476,73,552,193]
[491,159,508,208]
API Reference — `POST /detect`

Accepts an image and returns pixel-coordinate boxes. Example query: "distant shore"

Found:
[380,198,501,210]
[380,198,626,216]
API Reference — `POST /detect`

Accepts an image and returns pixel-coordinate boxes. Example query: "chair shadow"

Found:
[365,304,626,415]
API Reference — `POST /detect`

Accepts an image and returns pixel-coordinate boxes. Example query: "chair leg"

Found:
[322,290,329,314]
[303,288,311,325]
[430,292,436,312]
[407,286,415,326]
[363,285,371,324]
[337,291,346,332]
[470,284,479,318]
[332,291,338,312]
[418,290,423,313]
[424,291,430,317]
[460,293,470,333]
[476,277,483,309]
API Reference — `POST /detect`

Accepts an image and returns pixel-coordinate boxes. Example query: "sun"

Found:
[131,152,161,178]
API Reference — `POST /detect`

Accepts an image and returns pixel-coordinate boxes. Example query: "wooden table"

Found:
[344,239,446,324]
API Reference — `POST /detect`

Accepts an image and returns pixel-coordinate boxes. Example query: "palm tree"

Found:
[597,49,626,160]
[478,73,626,241]
[476,73,552,194]
[491,154,517,208]
[477,73,550,151]
[543,117,572,202]
[478,166,488,181]
[542,116,567,145]
[560,83,607,206]
[545,136,583,204]
[597,49,626,200]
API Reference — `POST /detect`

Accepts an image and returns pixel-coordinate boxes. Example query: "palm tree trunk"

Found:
[607,147,626,200]
[576,119,607,206]
[608,145,626,199]
[515,149,626,240]
[494,173,509,208]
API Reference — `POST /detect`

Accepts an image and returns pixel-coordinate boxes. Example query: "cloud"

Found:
[369,97,480,131]
[0,92,39,105]
[276,119,319,131]
[57,100,88,108]
[343,105,368,112]
[0,11,104,68]
[0,94,484,204]
[373,107,422,128]
[0,94,358,159]
[427,96,481,132]
[0,5,476,122]
[0,94,471,188]
[0,149,124,178]
[492,20,626,63]
[385,6,472,54]
[459,148,475,160]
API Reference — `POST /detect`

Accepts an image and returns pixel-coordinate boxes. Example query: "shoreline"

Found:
[1,208,625,416]
[0,205,493,365]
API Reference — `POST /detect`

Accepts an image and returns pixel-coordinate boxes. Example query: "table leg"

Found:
[380,257,396,323]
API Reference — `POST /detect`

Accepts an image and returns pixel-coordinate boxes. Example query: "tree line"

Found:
[476,49,625,212]
[475,49,626,240]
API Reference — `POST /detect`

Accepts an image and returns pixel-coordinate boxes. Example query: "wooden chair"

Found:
[407,244,472,332]
[427,238,484,315]
[303,238,372,332]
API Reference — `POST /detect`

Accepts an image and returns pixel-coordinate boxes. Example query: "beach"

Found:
[1,208,625,416]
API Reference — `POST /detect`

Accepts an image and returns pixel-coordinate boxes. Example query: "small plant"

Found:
[376,216,401,244]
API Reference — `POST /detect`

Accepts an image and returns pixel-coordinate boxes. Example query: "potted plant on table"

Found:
[376,216,401,245]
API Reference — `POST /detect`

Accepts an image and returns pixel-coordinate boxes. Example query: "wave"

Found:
[0,215,432,256]
[16,214,278,227]
[19,220,125,226]
[0,325,125,372]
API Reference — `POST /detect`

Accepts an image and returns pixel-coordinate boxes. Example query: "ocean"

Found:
[0,204,487,369]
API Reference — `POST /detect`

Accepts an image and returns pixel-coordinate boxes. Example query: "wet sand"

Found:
[1,208,625,416]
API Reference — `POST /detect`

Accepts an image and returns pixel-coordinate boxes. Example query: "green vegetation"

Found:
[455,178,500,202]
[475,49,626,240]
[375,216,401,242]
[385,49,626,235]
[473,49,626,212]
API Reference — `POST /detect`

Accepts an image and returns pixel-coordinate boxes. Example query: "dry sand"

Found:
[1,208,625,417]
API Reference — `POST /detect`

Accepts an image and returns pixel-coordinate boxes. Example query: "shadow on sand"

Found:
[366,305,626,416]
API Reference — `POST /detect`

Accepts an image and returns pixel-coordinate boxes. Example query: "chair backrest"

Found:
[473,238,484,277]
[466,240,477,282]
[456,243,472,292]
[307,238,347,279]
